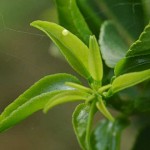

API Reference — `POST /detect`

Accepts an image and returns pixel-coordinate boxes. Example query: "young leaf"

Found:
[72,102,96,150]
[43,90,90,113]
[115,23,150,76]
[91,118,129,150]
[89,35,103,85]
[108,69,150,95]
[96,95,114,122]
[31,21,91,79]
[0,73,79,132]
[55,0,92,45]
[99,21,128,68]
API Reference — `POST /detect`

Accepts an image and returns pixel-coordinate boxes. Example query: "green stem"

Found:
[86,101,96,150]
[98,84,112,94]
[96,95,114,122]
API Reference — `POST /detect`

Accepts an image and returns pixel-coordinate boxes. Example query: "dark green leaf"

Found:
[99,21,128,68]
[115,23,150,76]
[91,118,129,150]
[31,21,91,79]
[76,0,102,37]
[72,102,96,150]
[96,0,145,40]
[0,73,79,132]
[55,0,92,45]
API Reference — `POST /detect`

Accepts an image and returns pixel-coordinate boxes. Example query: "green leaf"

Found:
[96,95,114,122]
[96,0,145,41]
[0,73,79,132]
[43,90,90,113]
[31,21,91,79]
[108,69,150,95]
[99,21,128,68]
[55,0,92,45]
[91,118,129,150]
[89,35,103,85]
[76,0,102,37]
[115,23,150,76]
[72,102,96,150]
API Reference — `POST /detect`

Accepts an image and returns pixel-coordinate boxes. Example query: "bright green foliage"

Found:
[31,21,91,79]
[0,0,150,150]
[89,36,103,84]
[0,74,79,132]
[108,69,150,95]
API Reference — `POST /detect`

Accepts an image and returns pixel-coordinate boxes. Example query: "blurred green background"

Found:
[0,0,81,149]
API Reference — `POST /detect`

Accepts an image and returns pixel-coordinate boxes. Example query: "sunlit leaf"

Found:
[89,35,103,86]
[108,69,150,95]
[43,90,90,113]
[31,21,91,79]
[0,73,79,132]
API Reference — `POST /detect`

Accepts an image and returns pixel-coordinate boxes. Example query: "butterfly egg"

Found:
[62,29,69,36]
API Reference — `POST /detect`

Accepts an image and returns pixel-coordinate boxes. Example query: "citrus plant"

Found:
[0,0,150,149]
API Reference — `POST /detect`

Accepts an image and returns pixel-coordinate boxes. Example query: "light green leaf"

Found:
[43,90,90,113]
[89,35,103,86]
[0,73,79,132]
[55,0,92,45]
[96,95,114,122]
[91,118,129,150]
[72,102,96,150]
[99,21,128,68]
[108,69,150,95]
[31,21,91,79]
[115,23,150,76]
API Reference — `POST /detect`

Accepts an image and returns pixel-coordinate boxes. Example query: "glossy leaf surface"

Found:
[72,103,96,150]
[31,21,91,79]
[55,0,92,45]
[99,21,128,68]
[91,118,128,150]
[0,73,79,132]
